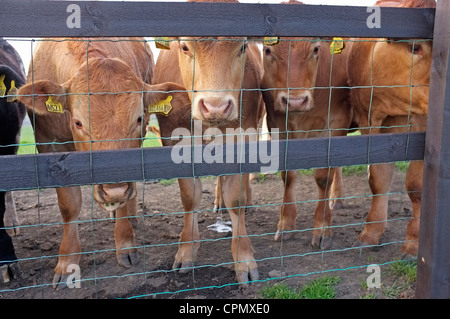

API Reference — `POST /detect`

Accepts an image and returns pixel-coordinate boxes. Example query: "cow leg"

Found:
[213,176,223,213]
[311,167,335,250]
[358,163,395,247]
[274,170,297,242]
[52,186,82,289]
[0,191,20,283]
[221,174,259,283]
[172,178,201,273]
[402,160,423,257]
[4,191,20,236]
[114,196,139,268]
[330,167,344,210]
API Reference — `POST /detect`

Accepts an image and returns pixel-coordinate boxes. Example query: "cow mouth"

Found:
[93,182,136,212]
[100,201,127,212]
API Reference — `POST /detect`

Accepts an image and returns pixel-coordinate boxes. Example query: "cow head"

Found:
[174,37,248,125]
[262,38,321,113]
[18,57,188,211]
[374,39,432,115]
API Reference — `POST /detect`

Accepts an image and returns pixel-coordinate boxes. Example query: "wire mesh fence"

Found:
[0,1,447,300]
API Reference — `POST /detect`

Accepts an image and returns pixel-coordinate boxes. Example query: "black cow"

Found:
[0,38,26,283]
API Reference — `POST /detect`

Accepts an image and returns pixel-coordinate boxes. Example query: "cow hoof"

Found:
[236,268,260,284]
[52,273,70,290]
[0,262,21,283]
[6,227,20,237]
[311,235,332,250]
[274,230,293,242]
[172,260,194,274]
[117,251,139,268]
[330,199,344,210]
[353,239,381,252]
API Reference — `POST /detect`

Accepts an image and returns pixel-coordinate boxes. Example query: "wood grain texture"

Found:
[0,132,425,191]
[0,1,435,38]
[416,0,450,300]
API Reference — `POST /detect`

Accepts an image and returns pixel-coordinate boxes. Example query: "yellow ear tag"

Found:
[330,37,345,55]
[6,80,19,103]
[155,37,171,50]
[0,74,6,97]
[148,95,173,116]
[45,96,64,113]
[264,37,279,46]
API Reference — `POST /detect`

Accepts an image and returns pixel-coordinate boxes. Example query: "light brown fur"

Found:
[347,0,435,256]
[261,35,353,248]
[153,1,264,283]
[18,38,189,288]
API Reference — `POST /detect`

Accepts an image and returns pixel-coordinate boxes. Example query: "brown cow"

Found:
[261,0,353,249]
[152,1,265,284]
[17,38,188,288]
[347,0,435,257]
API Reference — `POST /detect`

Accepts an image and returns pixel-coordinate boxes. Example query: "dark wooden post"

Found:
[416,0,450,299]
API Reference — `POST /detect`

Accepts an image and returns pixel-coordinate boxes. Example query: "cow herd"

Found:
[0,0,436,291]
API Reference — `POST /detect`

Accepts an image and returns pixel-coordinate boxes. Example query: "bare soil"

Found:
[0,168,415,299]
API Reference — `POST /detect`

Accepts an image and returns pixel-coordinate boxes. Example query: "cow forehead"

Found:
[70,58,146,93]
[181,37,246,50]
[275,38,318,52]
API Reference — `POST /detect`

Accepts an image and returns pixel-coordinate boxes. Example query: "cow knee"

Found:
[315,175,331,191]
[407,184,422,203]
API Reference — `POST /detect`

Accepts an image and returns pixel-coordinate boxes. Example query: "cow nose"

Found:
[198,98,234,122]
[281,93,311,112]
[99,182,132,204]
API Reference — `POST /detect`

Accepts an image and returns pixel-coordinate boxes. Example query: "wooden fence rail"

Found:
[0,1,448,298]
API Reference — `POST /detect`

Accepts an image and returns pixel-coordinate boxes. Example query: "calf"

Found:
[153,1,265,284]
[260,2,353,249]
[347,0,435,256]
[17,38,187,288]
[0,38,26,283]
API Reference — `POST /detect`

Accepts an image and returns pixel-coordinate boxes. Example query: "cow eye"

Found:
[313,45,320,55]
[408,43,422,55]
[264,47,272,56]
[137,116,142,125]
[180,42,190,54]
[239,42,248,56]
[74,120,83,129]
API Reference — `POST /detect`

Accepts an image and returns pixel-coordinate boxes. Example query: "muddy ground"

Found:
[0,167,416,299]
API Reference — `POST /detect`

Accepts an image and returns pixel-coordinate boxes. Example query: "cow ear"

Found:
[144,82,190,117]
[18,80,69,115]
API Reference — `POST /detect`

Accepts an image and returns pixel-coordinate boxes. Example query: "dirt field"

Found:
[0,167,416,299]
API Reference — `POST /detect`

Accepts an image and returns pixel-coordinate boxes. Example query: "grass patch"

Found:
[259,275,341,299]
[18,125,36,155]
[388,260,417,284]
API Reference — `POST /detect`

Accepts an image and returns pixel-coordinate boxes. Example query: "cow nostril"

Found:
[99,183,131,202]
[199,98,209,114]
[302,95,309,105]
[224,100,233,116]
